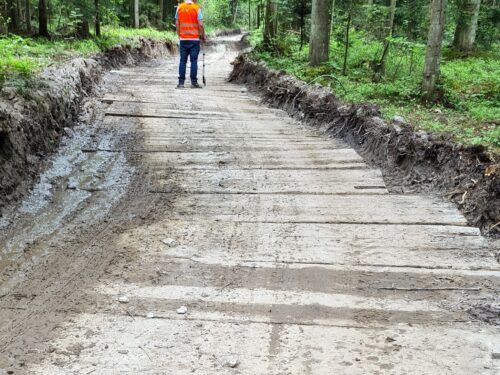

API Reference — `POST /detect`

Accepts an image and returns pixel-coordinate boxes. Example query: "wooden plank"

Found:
[144,149,365,169]
[152,168,387,194]
[120,220,495,269]
[105,102,281,119]
[167,193,468,225]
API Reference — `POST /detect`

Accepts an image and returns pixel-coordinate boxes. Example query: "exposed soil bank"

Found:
[0,38,176,213]
[229,54,499,235]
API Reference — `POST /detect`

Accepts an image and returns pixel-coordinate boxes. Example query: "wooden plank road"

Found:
[14,34,500,374]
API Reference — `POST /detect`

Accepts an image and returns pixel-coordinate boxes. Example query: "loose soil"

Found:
[229,54,499,235]
[0,38,176,214]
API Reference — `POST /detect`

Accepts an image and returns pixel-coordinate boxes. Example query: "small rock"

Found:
[146,312,155,319]
[66,182,77,190]
[162,238,178,247]
[176,306,188,315]
[117,349,129,354]
[223,356,240,368]
[201,292,210,298]
[118,296,129,303]
[392,115,408,126]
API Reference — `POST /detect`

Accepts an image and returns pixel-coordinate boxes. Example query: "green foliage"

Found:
[0,28,175,88]
[251,27,500,151]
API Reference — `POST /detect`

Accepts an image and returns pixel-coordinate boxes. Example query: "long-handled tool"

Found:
[202,50,206,86]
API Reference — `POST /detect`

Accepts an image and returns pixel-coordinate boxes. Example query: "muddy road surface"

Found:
[0,34,499,374]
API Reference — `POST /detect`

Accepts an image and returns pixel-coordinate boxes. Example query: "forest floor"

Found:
[248,30,500,153]
[0,33,499,374]
[0,27,176,87]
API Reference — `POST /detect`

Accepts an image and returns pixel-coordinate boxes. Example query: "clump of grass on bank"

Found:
[0,27,175,88]
[250,30,500,152]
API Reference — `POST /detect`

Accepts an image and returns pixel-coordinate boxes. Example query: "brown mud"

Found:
[229,53,499,236]
[0,38,176,214]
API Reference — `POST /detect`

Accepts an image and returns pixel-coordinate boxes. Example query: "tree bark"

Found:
[159,0,164,28]
[15,0,21,29]
[263,0,277,48]
[7,0,19,31]
[95,0,100,36]
[131,0,139,28]
[309,0,331,66]
[421,0,447,102]
[378,0,397,73]
[25,0,31,32]
[453,0,481,52]
[230,0,238,24]
[342,9,351,75]
[38,0,49,37]
[329,0,335,36]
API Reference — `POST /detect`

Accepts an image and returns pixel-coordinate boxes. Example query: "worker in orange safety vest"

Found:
[175,0,207,88]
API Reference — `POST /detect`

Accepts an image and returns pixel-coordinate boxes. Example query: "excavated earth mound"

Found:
[229,54,499,235]
[0,38,176,213]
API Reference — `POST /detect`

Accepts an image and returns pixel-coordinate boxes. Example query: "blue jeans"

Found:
[178,40,200,85]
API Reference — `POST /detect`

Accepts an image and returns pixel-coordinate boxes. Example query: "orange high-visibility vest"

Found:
[178,3,201,40]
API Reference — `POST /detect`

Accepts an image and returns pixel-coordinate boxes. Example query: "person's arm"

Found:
[198,8,206,42]
[199,20,206,42]
[175,7,180,37]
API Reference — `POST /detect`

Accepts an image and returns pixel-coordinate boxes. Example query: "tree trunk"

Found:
[309,0,331,66]
[38,0,49,37]
[256,3,260,28]
[25,0,31,32]
[95,0,100,37]
[378,0,397,73]
[263,0,277,48]
[342,9,351,75]
[453,0,481,52]
[406,0,417,40]
[421,0,447,102]
[7,0,19,31]
[159,0,164,28]
[131,0,139,28]
[230,0,238,24]
[77,18,90,38]
[15,0,21,29]
[329,0,335,36]
[248,0,251,30]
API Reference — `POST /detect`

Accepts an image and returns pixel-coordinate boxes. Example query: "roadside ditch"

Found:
[229,53,499,236]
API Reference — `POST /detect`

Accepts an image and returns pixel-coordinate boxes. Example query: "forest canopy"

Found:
[0,0,498,149]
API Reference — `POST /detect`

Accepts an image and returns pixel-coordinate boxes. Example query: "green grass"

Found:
[0,27,176,87]
[250,29,500,152]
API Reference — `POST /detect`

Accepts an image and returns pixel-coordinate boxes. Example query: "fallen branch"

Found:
[377,287,481,292]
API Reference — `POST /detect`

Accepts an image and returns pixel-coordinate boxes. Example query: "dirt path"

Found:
[0,34,499,374]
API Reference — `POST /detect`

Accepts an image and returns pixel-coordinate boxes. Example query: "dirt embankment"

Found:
[229,54,499,235]
[0,38,176,213]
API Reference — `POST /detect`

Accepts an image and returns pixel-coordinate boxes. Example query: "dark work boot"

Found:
[191,83,203,89]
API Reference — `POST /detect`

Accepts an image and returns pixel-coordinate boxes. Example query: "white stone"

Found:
[162,238,178,247]
[176,306,188,315]
[146,312,155,319]
[118,296,129,303]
